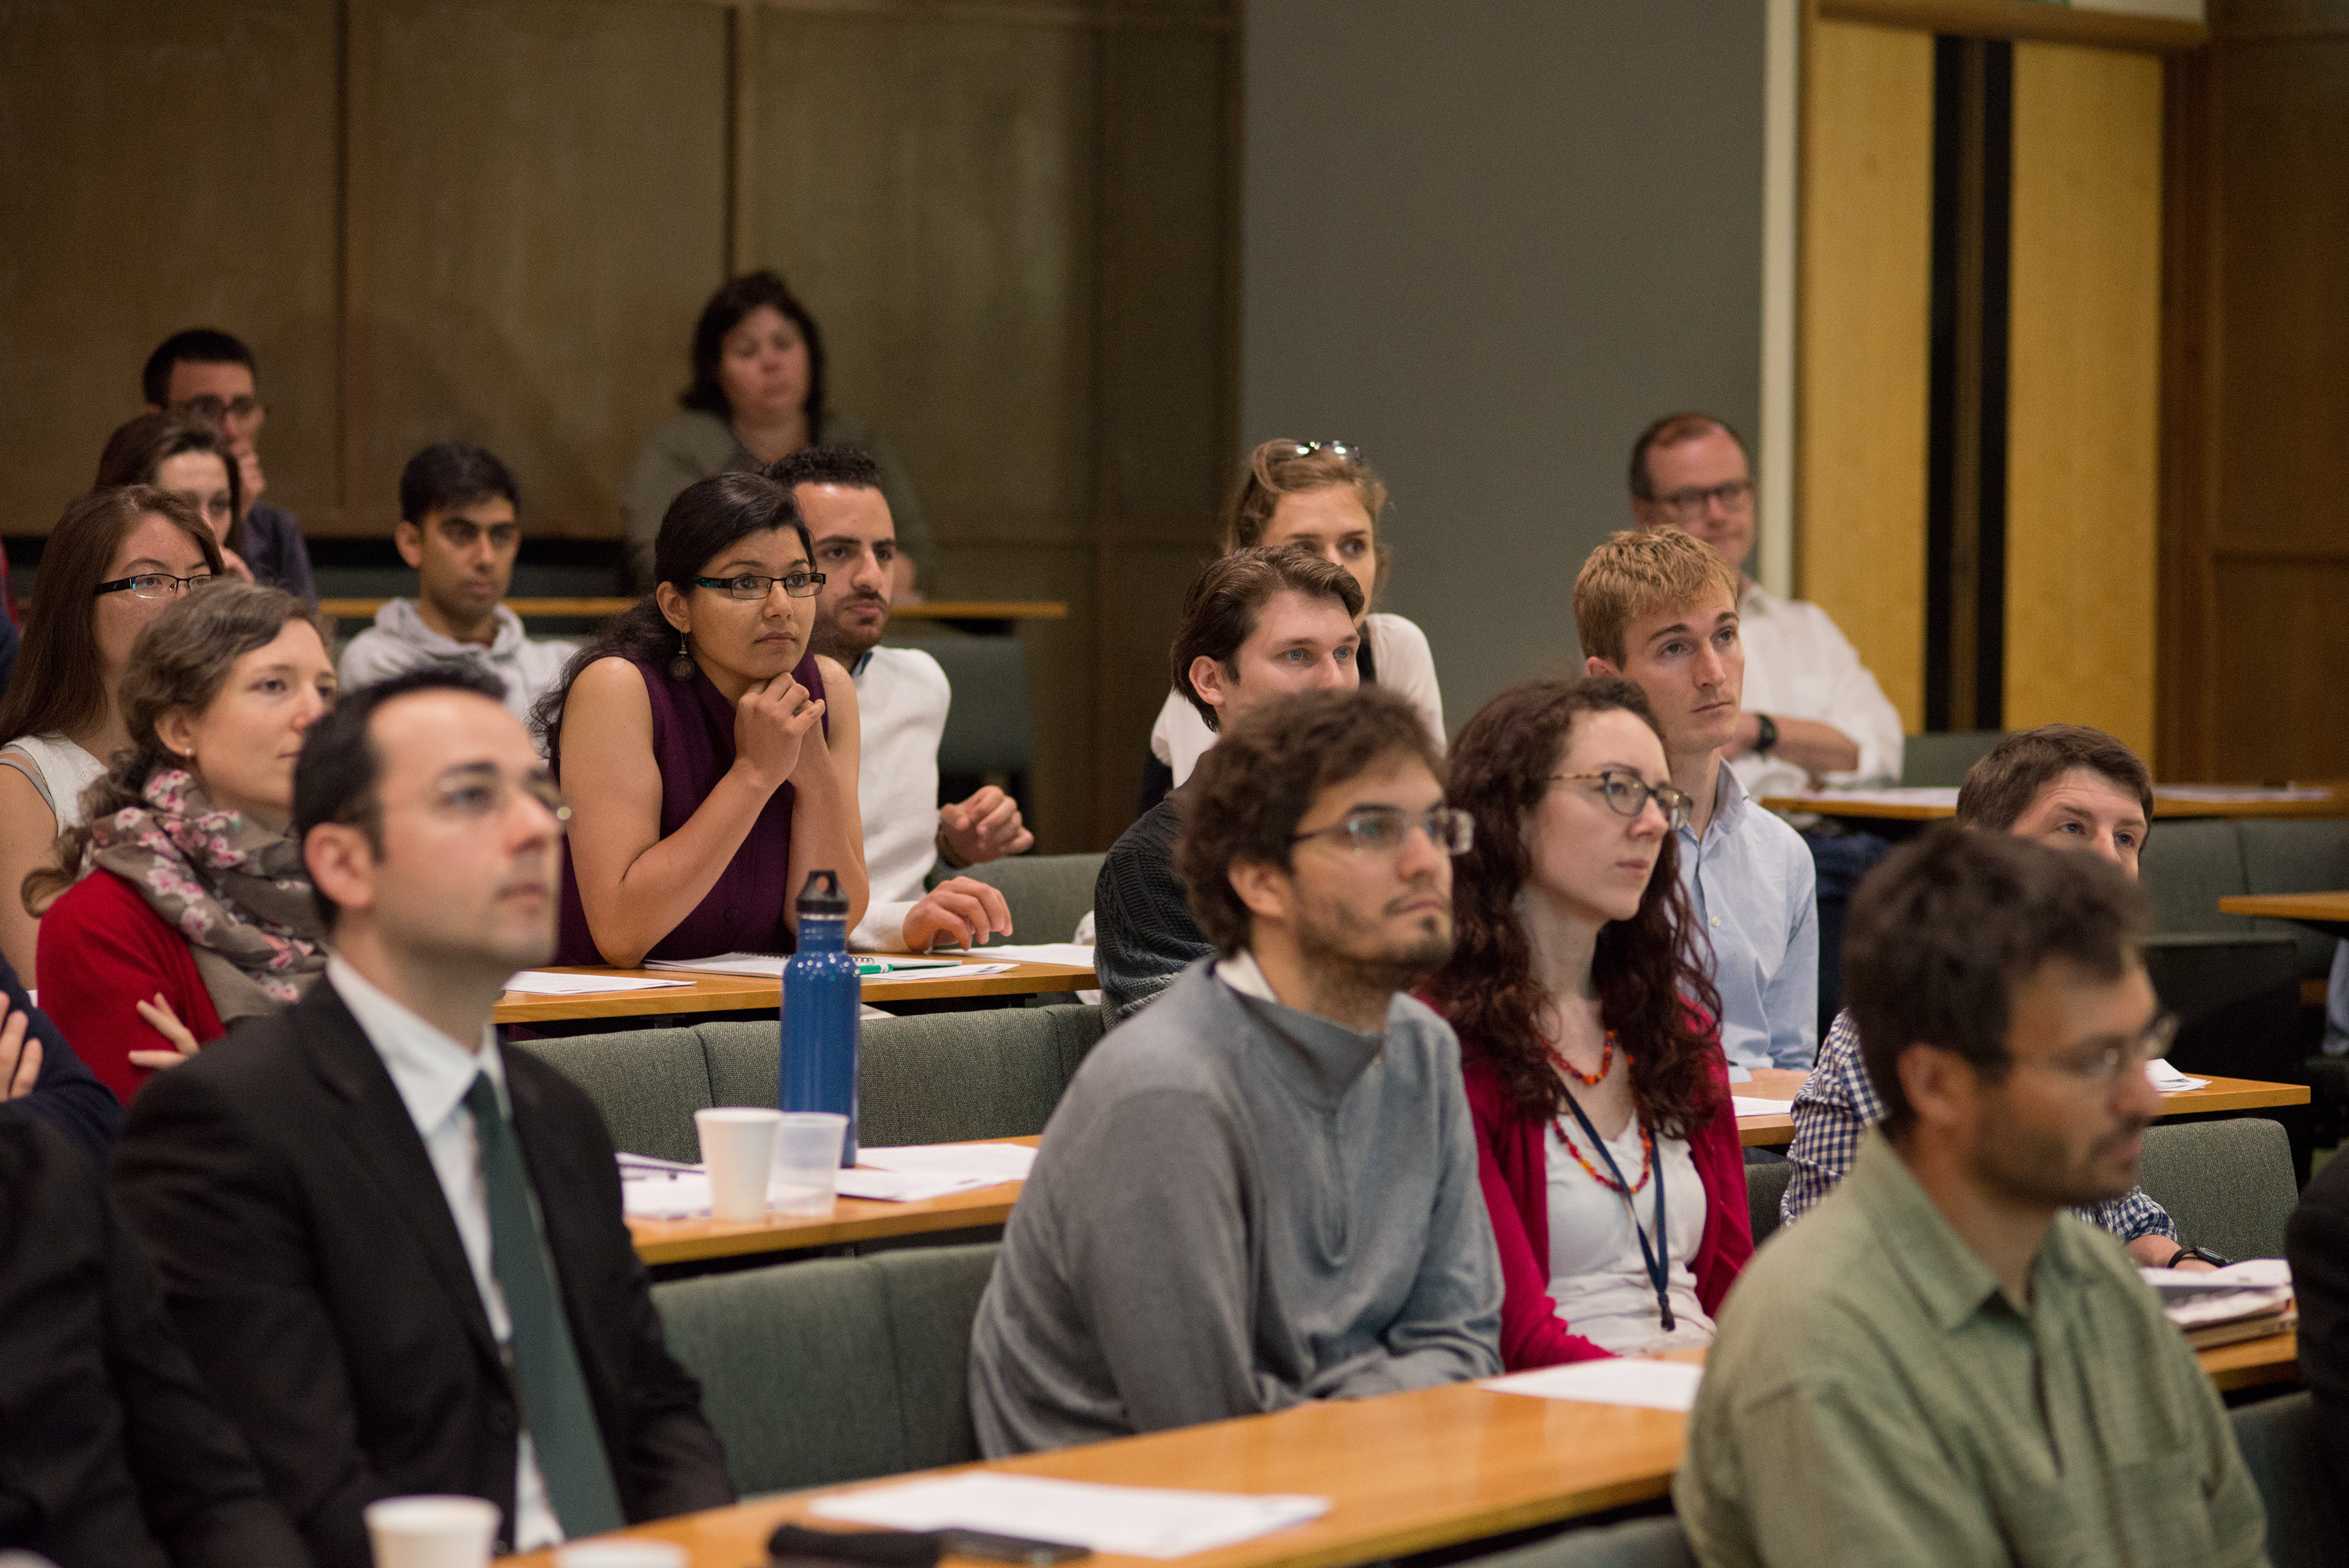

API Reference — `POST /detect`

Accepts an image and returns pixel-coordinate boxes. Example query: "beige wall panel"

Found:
[2211,560,2349,782]
[348,0,728,539]
[1796,18,1934,733]
[751,14,1096,543]
[0,0,339,534]
[2004,41,2162,757]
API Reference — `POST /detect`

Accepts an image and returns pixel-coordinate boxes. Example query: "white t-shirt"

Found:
[1731,580,1904,799]
[1147,611,1446,785]
[0,732,105,828]
[847,645,951,951]
[1544,1116,1713,1354]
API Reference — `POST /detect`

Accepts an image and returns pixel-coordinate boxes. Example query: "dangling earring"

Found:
[669,630,695,681]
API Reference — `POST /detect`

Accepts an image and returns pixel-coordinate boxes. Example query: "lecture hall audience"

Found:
[1094,546,1364,1019]
[32,581,335,1103]
[540,471,867,967]
[968,687,1500,1454]
[1677,830,2267,1567]
[1423,678,1750,1365]
[0,486,226,985]
[780,443,1034,954]
[142,328,317,603]
[1140,438,1444,812]
[112,667,734,1566]
[625,271,934,595]
[1577,526,1819,1071]
[338,442,578,724]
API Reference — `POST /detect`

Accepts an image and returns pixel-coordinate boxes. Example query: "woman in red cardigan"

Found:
[1422,677,1751,1367]
[30,581,335,1101]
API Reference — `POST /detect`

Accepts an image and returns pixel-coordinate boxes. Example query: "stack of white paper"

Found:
[644,953,1014,981]
[621,1167,713,1220]
[1481,1359,1704,1411]
[2145,1059,2212,1093]
[504,971,690,995]
[859,1143,1038,1183]
[1729,1096,1793,1118]
[930,942,1098,968]
[810,1473,1330,1559]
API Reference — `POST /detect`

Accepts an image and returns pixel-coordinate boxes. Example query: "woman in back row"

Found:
[1424,677,1751,1365]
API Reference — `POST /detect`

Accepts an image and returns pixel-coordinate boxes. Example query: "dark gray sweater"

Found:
[967,956,1503,1455]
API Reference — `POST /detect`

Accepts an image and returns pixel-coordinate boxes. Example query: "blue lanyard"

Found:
[1560,1090,1674,1333]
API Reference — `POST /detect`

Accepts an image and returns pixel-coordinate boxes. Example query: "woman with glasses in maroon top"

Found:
[1422,677,1751,1366]
[537,472,866,967]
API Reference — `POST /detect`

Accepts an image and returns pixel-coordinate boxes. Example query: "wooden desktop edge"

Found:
[494,961,1096,1024]
[318,597,1068,621]
[1734,1074,2306,1149]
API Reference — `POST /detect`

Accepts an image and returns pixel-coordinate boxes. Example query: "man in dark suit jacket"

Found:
[2,1115,306,1567]
[113,667,732,1567]
[2287,1146,2349,1551]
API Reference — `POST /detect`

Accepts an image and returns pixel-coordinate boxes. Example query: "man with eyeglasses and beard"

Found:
[1677,830,2266,1568]
[967,686,1503,1455]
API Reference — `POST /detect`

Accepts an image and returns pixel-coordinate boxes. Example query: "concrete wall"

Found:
[1241,0,1768,733]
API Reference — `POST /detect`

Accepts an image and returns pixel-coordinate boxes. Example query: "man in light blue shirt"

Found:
[1577,527,1817,1070]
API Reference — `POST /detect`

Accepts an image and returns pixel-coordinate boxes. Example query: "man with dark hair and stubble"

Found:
[338,442,578,723]
[112,667,731,1566]
[143,328,318,602]
[1781,724,2222,1271]
[967,686,1502,1454]
[1677,829,2267,1567]
[1093,545,1365,1019]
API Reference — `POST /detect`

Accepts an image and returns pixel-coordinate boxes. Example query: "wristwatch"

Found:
[2165,1245,2230,1268]
[1754,713,1779,755]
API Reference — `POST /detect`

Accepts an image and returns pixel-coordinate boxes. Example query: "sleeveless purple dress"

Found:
[554,649,829,964]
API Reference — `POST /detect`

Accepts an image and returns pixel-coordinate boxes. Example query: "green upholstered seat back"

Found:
[507,1027,712,1162]
[2140,818,2252,936]
[2136,1117,2299,1262]
[958,852,1106,948]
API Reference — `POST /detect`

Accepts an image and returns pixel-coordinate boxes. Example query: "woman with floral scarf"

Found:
[28,581,336,1102]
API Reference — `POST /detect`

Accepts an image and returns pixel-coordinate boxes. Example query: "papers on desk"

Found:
[2146,1058,2212,1093]
[503,971,691,996]
[2143,1259,2294,1348]
[810,1473,1330,1559]
[1482,1358,1705,1412]
[644,953,1014,981]
[926,941,1097,968]
[617,1142,1036,1217]
[860,1143,1038,1183]
[2155,785,2333,803]
[1731,1096,1793,1118]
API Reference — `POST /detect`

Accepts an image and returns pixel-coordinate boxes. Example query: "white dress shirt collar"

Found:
[327,954,507,1129]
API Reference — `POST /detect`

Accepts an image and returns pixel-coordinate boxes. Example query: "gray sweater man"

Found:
[968,956,1502,1454]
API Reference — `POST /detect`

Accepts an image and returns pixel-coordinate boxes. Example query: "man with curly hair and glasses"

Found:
[968,686,1502,1454]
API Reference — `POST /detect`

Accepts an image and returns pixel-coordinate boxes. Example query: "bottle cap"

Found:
[796,869,850,917]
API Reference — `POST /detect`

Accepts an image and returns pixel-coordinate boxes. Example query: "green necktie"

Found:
[463,1072,625,1538]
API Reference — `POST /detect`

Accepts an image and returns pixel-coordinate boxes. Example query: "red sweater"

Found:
[1454,1023,1753,1368]
[36,870,224,1105]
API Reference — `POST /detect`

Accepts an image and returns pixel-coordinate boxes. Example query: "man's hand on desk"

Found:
[902,877,1015,954]
[1723,712,1862,778]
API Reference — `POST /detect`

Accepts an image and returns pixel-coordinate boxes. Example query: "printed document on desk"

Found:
[1483,1358,1704,1411]
[811,1473,1330,1559]
[647,953,1013,981]
[504,971,691,995]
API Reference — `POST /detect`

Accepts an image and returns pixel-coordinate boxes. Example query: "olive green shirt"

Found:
[1676,1132,2267,1568]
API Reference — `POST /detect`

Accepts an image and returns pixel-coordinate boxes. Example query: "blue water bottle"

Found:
[780,869,860,1165]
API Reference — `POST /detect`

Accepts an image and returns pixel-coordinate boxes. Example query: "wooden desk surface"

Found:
[2218,891,2349,931]
[631,1138,1038,1265]
[494,959,1095,1025]
[1762,784,2349,822]
[1733,1069,2309,1149]
[502,1332,2300,1568]
[318,597,1067,623]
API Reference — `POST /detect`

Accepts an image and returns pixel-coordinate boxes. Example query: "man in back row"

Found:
[1094,546,1367,1019]
[1680,830,2264,1566]
[144,328,317,602]
[339,442,578,724]
[971,686,1500,1452]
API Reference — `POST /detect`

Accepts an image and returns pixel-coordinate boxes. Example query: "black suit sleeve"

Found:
[2287,1164,2349,1531]
[113,1062,388,1568]
[0,949,122,1161]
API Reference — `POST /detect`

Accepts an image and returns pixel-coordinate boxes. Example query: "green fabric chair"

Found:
[2236,820,2349,977]
[652,1243,997,1495]
[2229,1392,2322,1568]
[955,852,1106,947]
[1746,1158,1792,1247]
[1468,1517,1693,1568]
[507,1027,712,1162]
[1899,731,2005,789]
[2141,818,2254,937]
[696,1002,1103,1148]
[2135,1118,2298,1261]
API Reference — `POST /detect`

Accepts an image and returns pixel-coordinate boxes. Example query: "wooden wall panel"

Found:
[1796,17,1934,732]
[347,0,729,538]
[2004,40,2162,758]
[0,0,341,534]
[2211,560,2349,782]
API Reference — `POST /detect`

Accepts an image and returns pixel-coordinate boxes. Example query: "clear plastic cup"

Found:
[694,1108,783,1223]
[768,1112,849,1214]
[363,1495,500,1568]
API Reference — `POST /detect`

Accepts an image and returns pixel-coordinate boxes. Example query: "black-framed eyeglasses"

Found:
[1552,770,1693,833]
[94,571,217,601]
[1267,438,1365,465]
[1651,477,1755,518]
[2042,1012,2180,1088]
[693,571,824,601]
[169,394,266,425]
[1291,806,1473,857]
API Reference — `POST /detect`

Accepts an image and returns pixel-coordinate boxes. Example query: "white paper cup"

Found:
[364,1495,500,1568]
[695,1108,784,1222]
[556,1541,690,1568]
[768,1112,849,1214]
